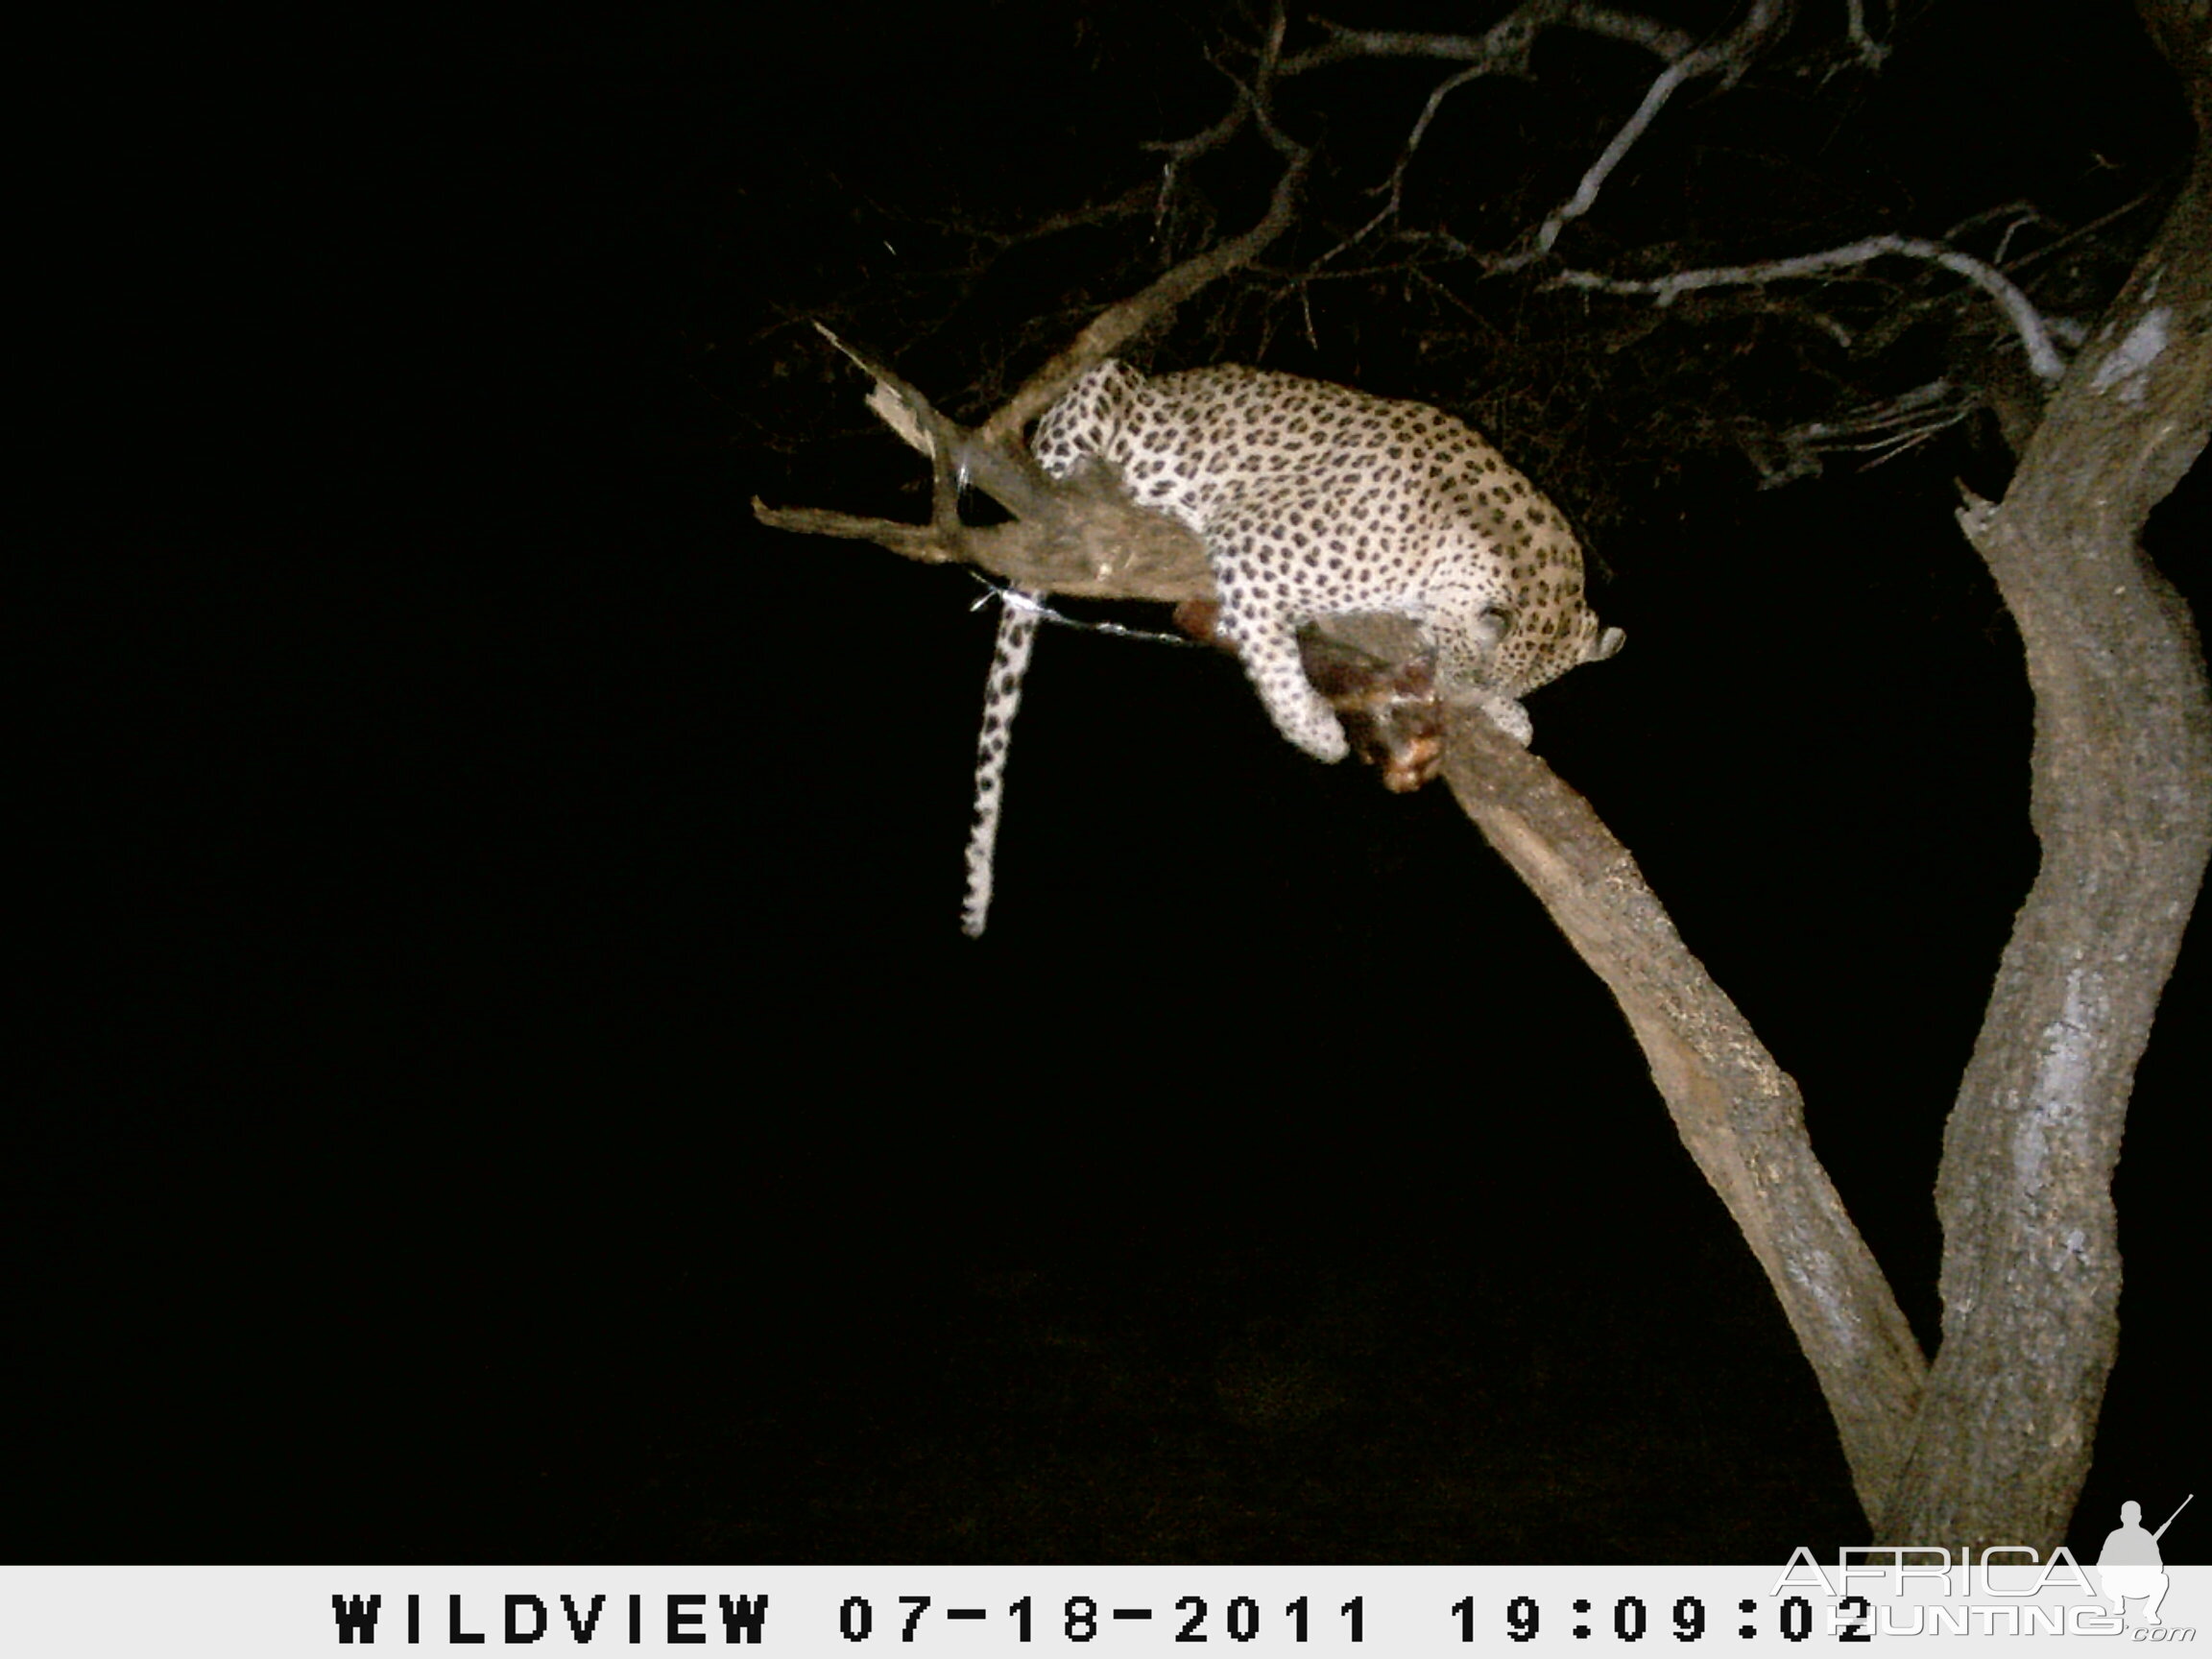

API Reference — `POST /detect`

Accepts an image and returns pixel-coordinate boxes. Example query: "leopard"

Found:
[960,359,1624,936]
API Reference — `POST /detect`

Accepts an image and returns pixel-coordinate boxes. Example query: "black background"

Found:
[21,1,2207,1563]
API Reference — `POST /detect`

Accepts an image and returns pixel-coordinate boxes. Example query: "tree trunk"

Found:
[1877,4,2212,1547]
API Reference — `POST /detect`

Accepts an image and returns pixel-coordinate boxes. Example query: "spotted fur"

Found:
[958,360,1623,934]
[961,598,1039,937]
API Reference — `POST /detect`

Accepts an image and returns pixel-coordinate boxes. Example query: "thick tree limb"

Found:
[750,480,1216,604]
[1310,613,1927,1518]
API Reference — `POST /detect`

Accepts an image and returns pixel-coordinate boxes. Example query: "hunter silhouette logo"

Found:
[2099,1494,2192,1627]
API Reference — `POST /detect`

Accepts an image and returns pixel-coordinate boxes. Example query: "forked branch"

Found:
[754,11,1310,606]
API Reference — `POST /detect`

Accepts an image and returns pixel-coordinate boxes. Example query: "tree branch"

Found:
[1477,766,1929,1515]
[1840,0,1890,72]
[1302,0,1720,265]
[1305,613,1928,1519]
[1555,233,2069,380]
[1290,4,1697,75]
[980,7,1310,446]
[755,22,1312,604]
[1532,0,1791,256]
[1780,377,1980,473]
[750,482,1216,604]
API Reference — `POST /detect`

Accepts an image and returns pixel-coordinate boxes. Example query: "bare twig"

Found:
[1785,377,1980,469]
[1307,2,1706,266]
[980,21,1310,445]
[1315,64,1490,267]
[1531,0,1791,256]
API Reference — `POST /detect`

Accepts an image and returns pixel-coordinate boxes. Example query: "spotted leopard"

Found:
[960,360,1624,935]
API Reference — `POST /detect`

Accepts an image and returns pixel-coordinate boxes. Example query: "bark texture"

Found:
[1877,2,2212,1549]
[1431,690,1929,1522]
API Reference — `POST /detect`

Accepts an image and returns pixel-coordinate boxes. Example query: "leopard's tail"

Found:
[960,592,1042,937]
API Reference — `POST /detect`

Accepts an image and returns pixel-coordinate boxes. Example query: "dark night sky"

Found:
[21,2,2208,1563]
